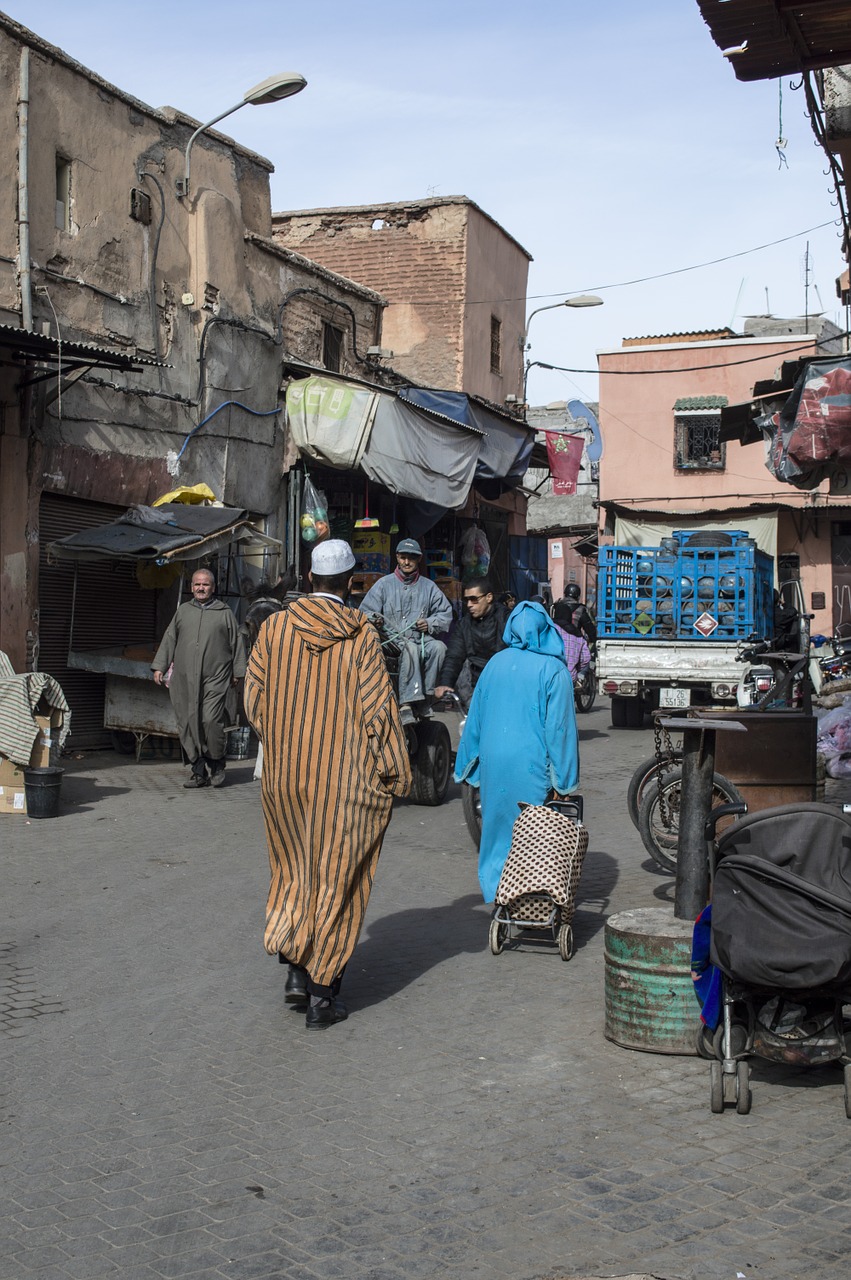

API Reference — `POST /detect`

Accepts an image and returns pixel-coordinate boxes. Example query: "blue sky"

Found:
[6,1,845,404]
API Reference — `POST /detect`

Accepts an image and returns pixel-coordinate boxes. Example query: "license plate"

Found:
[659,687,690,708]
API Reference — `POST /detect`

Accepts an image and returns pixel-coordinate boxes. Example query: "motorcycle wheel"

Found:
[637,767,745,874]
[626,751,684,829]
[574,674,596,714]
[461,781,482,849]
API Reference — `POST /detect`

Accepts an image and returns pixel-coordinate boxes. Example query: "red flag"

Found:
[545,433,584,495]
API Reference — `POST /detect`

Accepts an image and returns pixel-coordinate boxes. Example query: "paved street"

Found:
[3,704,851,1280]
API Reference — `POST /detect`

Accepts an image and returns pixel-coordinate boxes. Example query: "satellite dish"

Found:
[567,399,603,461]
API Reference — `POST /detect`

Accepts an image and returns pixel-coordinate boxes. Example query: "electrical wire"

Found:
[396,220,839,308]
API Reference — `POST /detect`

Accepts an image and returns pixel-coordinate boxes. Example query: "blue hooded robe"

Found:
[454,601,580,901]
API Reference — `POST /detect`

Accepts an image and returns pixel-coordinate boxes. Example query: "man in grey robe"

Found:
[152,568,246,787]
[359,539,452,725]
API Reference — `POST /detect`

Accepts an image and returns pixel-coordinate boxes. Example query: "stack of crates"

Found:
[597,531,774,641]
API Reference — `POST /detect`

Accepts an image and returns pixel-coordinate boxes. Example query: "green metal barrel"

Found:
[604,907,699,1055]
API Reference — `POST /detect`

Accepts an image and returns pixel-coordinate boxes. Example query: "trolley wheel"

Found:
[710,1060,724,1113]
[461,782,482,849]
[489,916,508,955]
[557,923,574,961]
[844,1063,851,1119]
[735,1059,751,1115]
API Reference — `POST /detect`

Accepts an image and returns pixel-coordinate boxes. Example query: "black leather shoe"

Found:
[183,774,209,789]
[284,965,308,1004]
[305,998,348,1029]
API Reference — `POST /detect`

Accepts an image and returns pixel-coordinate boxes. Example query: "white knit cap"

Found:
[311,539,356,575]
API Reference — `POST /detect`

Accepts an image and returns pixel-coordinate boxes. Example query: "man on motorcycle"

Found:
[434,576,509,709]
[555,583,597,646]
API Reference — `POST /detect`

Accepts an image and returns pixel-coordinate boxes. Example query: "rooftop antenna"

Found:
[730,277,746,329]
[802,240,812,330]
[765,286,771,315]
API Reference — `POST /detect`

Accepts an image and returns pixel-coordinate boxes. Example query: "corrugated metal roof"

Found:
[0,324,166,370]
[697,0,851,81]
[622,328,737,346]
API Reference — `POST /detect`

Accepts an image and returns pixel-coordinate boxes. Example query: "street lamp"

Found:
[175,71,307,199]
[521,294,603,399]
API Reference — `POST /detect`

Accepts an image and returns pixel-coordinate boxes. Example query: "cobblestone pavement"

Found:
[3,704,851,1280]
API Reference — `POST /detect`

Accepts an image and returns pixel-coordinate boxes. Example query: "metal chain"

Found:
[652,713,677,830]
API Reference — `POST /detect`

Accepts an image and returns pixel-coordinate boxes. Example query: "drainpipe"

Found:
[18,47,32,330]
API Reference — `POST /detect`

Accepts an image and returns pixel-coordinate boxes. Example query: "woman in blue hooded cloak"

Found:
[454,600,580,902]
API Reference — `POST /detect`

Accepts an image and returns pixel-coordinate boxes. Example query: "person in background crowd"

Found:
[359,538,452,725]
[454,600,579,902]
[552,597,593,684]
[433,576,509,709]
[498,589,517,611]
[556,583,597,646]
[244,539,411,1029]
[152,567,245,789]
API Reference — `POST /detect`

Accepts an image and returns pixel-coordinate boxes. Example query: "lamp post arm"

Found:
[178,99,245,198]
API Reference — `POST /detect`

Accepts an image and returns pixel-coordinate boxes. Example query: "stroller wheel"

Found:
[557,923,574,961]
[844,1063,851,1119]
[735,1060,751,1115]
[710,1060,724,1113]
[489,915,508,955]
[695,1024,715,1060]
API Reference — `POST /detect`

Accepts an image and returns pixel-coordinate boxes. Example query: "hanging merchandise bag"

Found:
[300,477,330,544]
[460,525,491,575]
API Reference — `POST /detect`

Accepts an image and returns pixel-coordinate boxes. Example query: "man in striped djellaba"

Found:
[244,540,411,1028]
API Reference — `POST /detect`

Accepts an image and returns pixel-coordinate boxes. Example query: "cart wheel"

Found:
[844,1063,851,1119]
[735,1059,751,1114]
[557,923,574,961]
[710,1060,724,1113]
[695,1023,715,1060]
[489,916,508,955]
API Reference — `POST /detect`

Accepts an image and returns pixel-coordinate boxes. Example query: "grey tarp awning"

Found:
[361,396,481,508]
[285,375,483,508]
[47,503,280,564]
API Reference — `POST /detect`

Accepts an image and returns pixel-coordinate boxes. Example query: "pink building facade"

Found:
[597,325,850,637]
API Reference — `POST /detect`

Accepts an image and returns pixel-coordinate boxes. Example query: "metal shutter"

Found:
[38,494,157,749]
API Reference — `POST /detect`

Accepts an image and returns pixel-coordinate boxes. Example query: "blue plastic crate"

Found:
[598,543,774,641]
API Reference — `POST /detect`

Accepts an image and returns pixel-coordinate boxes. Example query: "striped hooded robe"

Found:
[244,596,411,993]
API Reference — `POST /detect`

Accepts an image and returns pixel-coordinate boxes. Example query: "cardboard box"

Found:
[0,757,27,815]
[355,553,390,574]
[434,576,462,601]
[350,572,384,597]
[0,705,64,814]
[352,531,391,556]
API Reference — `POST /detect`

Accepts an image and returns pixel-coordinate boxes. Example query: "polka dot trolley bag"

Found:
[491,797,588,960]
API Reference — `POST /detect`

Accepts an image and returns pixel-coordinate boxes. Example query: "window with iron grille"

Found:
[490,315,502,375]
[322,323,343,372]
[674,405,726,470]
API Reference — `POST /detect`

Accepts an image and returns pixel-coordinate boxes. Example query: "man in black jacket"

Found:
[434,577,509,707]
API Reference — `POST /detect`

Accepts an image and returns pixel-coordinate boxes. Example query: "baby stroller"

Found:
[490,797,588,961]
[703,801,851,1116]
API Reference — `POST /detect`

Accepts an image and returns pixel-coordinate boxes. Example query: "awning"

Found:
[396,388,535,484]
[0,323,167,385]
[285,375,486,509]
[47,503,279,564]
[696,0,851,81]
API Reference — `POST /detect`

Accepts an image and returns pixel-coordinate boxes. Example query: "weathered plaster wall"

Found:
[463,207,528,402]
